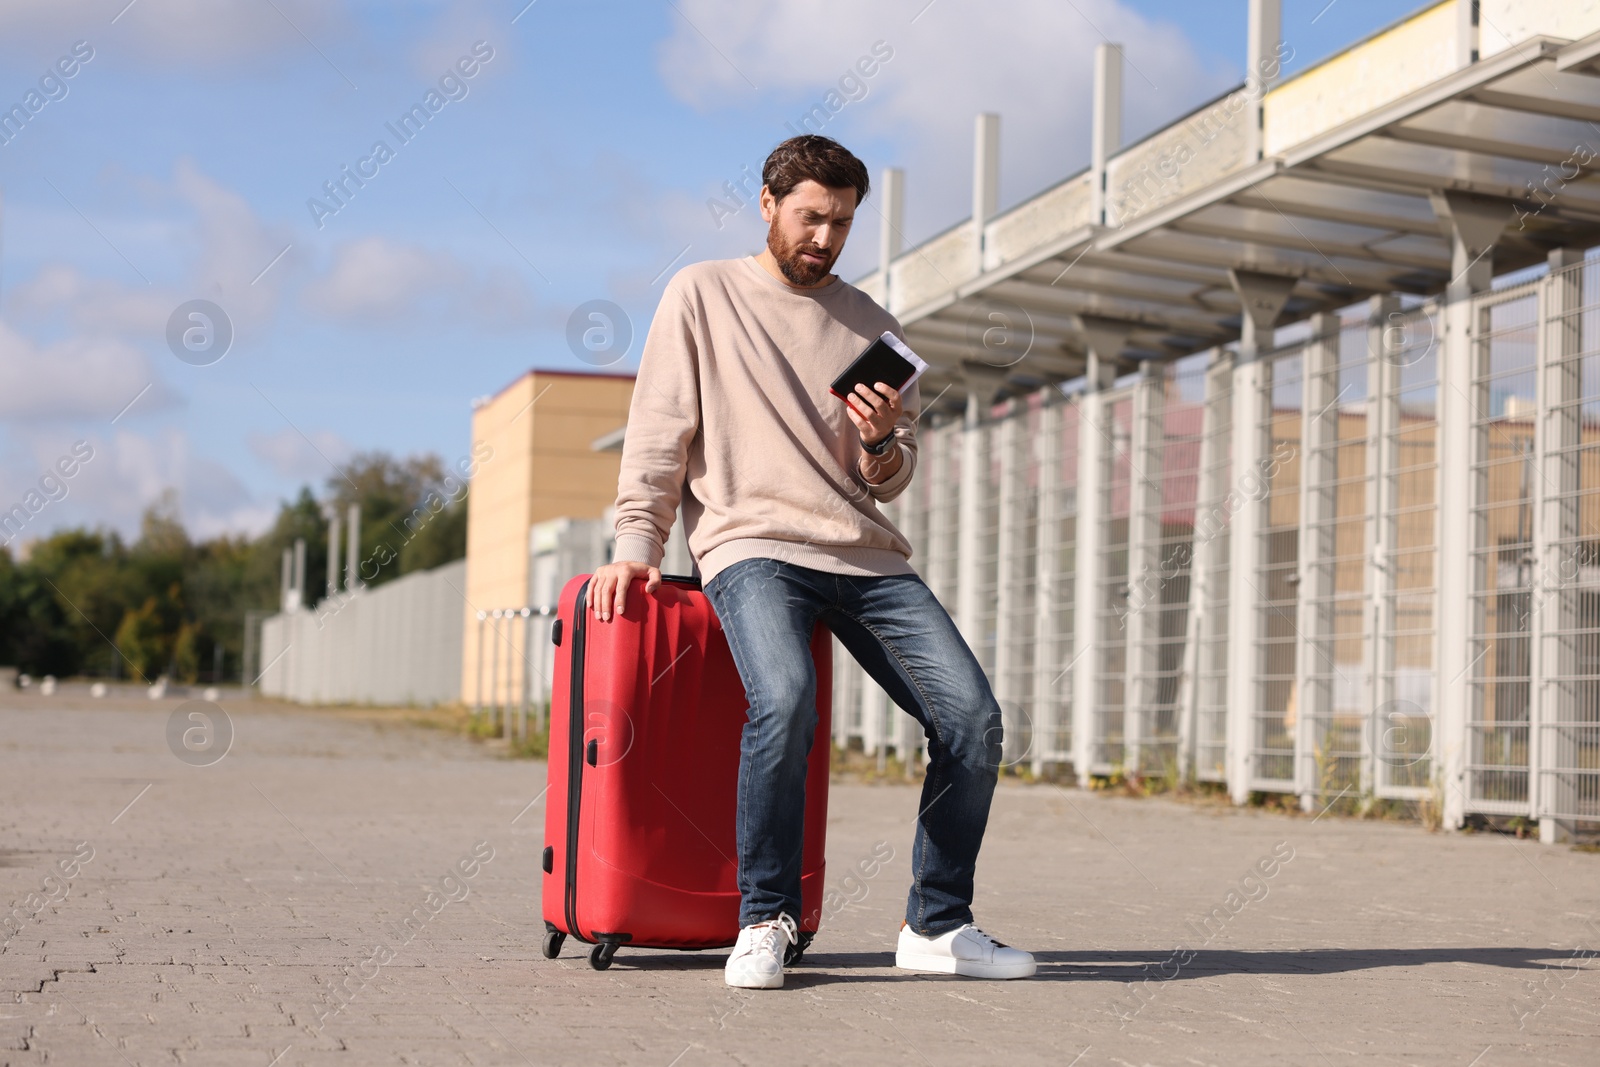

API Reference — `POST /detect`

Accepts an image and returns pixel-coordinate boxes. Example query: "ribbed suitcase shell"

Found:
[540,573,832,969]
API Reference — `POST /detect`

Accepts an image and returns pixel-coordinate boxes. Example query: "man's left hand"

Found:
[843,381,902,448]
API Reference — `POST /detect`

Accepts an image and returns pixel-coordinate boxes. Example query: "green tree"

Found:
[113,592,183,681]
[21,528,132,677]
[0,449,470,681]
[185,533,257,682]
[399,497,467,574]
[324,452,465,589]
[246,486,329,607]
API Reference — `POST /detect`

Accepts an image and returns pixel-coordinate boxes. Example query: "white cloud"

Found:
[656,0,1235,243]
[405,0,505,85]
[247,425,353,483]
[7,159,294,354]
[304,234,538,329]
[171,158,299,332]
[567,151,771,319]
[305,236,456,322]
[0,426,272,547]
[0,159,304,539]
[95,429,271,540]
[0,318,175,421]
[8,263,172,338]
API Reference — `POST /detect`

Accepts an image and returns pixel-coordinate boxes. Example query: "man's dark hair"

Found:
[762,135,870,207]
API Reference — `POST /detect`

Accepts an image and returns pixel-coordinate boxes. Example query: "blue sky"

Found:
[0,0,1408,543]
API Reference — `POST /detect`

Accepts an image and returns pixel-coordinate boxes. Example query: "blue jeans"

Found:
[701,557,1003,937]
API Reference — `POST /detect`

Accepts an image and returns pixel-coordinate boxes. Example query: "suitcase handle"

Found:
[574,572,700,618]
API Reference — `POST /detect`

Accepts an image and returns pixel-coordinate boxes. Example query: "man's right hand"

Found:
[588,561,661,623]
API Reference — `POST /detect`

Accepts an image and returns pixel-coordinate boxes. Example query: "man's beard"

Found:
[767,222,837,287]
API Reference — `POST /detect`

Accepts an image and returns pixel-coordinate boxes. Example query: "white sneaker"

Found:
[724,914,798,989]
[895,922,1036,979]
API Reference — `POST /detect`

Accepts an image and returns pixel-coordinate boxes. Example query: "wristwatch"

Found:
[861,430,895,456]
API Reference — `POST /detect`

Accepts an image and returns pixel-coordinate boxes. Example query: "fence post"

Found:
[491,610,503,736]
[475,613,486,716]
[519,608,531,744]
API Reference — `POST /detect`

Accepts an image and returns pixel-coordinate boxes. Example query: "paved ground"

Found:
[1,689,1597,1067]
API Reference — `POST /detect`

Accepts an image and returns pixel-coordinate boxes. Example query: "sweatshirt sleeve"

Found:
[611,284,701,567]
[855,374,919,504]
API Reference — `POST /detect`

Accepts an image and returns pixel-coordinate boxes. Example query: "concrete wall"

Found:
[1263,1,1460,157]
[259,559,466,707]
[1106,88,1252,227]
[889,221,977,314]
[460,370,635,705]
[1481,0,1600,58]
[985,173,1093,271]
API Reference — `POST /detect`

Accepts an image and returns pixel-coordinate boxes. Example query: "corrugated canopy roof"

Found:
[865,11,1600,420]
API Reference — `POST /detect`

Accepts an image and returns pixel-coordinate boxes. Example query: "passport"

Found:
[828,331,929,403]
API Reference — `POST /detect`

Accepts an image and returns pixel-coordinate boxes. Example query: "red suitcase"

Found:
[540,572,832,970]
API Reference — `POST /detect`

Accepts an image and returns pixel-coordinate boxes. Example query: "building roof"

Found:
[476,366,637,410]
[855,4,1600,419]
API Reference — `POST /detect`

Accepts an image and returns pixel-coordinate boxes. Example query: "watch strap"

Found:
[862,431,894,456]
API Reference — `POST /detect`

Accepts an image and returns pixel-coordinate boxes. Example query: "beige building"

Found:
[461,369,635,705]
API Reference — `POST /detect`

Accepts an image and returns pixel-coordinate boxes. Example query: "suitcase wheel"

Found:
[542,929,565,960]
[784,931,814,967]
[588,942,618,971]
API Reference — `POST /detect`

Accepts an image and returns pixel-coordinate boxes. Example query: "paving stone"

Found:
[2,693,1597,1066]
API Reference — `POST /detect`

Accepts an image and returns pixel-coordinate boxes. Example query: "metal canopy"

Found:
[891,31,1600,420]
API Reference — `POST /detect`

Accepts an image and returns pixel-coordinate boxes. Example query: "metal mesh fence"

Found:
[1302,319,1374,797]
[1469,285,1540,811]
[1253,348,1305,789]
[1094,392,1136,774]
[1194,353,1234,781]
[1036,398,1081,770]
[995,395,1041,771]
[1114,357,1208,779]
[1379,303,1440,795]
[1539,260,1600,823]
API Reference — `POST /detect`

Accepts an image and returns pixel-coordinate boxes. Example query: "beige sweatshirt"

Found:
[611,255,921,588]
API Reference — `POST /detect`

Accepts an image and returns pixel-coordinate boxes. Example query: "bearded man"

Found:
[591,134,1035,989]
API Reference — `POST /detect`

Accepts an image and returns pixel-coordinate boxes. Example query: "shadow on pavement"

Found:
[569,946,1570,984]
[1019,946,1570,981]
